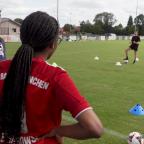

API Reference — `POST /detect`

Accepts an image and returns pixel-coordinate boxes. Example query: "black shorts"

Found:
[130,44,139,51]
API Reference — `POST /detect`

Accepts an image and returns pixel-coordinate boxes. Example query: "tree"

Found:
[63,24,74,33]
[80,21,85,33]
[14,18,23,24]
[127,16,133,27]
[93,23,104,34]
[134,14,144,35]
[113,24,124,35]
[125,16,134,35]
[93,12,116,34]
[80,20,94,34]
[84,20,94,33]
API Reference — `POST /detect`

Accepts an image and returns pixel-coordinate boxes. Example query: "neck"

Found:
[33,52,48,60]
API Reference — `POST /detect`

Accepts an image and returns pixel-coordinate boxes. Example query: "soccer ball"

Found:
[136,57,139,62]
[128,132,143,144]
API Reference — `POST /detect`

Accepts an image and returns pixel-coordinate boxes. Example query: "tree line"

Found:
[14,12,144,36]
[63,12,144,36]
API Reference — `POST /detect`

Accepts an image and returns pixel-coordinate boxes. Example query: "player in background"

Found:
[0,37,6,60]
[123,31,140,64]
[0,11,103,144]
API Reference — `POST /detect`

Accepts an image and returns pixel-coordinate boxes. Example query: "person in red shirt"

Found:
[0,11,103,144]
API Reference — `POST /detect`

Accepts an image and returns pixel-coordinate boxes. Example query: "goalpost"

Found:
[57,0,59,22]
[135,0,139,31]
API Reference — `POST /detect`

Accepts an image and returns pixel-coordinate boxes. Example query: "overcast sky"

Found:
[0,0,143,26]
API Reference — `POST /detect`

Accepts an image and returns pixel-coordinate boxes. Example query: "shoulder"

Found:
[0,60,11,71]
[43,61,66,73]
[32,59,67,80]
[46,61,67,78]
[136,36,140,41]
[0,59,11,65]
[44,61,69,86]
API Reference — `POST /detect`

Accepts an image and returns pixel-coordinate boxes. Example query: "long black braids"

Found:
[0,11,59,143]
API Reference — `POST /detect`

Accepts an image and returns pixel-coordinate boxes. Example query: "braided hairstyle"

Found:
[0,11,59,143]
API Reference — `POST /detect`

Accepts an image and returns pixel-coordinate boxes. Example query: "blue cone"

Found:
[129,104,144,116]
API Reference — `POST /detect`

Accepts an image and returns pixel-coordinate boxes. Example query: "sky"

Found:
[0,0,144,27]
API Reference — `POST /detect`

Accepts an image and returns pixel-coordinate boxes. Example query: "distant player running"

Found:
[123,31,140,64]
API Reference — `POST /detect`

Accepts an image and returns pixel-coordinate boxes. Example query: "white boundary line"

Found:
[104,128,127,140]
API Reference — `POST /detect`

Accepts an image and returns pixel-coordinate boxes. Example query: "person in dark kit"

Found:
[123,31,140,64]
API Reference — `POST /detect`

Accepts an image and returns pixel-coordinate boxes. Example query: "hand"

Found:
[133,41,137,44]
[56,134,64,144]
[38,129,64,144]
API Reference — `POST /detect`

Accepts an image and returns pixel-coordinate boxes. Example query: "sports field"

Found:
[6,40,144,144]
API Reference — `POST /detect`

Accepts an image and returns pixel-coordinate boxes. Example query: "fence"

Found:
[69,35,144,41]
[0,35,20,42]
[0,34,144,42]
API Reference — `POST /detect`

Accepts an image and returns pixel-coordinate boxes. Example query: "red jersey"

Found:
[0,57,91,144]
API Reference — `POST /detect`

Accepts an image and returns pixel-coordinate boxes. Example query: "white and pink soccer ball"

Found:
[128,132,144,144]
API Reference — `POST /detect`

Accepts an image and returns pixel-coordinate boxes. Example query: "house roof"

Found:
[0,18,21,27]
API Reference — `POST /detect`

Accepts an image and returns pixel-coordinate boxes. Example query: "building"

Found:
[0,18,20,35]
[0,18,21,42]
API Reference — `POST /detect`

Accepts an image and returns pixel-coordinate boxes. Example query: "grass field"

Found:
[6,40,144,144]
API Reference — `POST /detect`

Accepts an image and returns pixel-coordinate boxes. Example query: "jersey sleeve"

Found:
[54,68,92,119]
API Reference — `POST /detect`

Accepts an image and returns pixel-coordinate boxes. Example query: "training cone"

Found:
[116,62,122,66]
[129,104,144,116]
[94,56,99,60]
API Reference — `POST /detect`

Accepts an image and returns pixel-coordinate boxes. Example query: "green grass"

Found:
[6,40,144,144]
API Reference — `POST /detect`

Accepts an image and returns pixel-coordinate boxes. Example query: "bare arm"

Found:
[42,72,104,143]
[133,41,140,44]
[41,109,103,140]
[56,109,103,139]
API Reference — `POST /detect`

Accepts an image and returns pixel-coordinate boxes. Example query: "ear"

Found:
[49,41,58,49]
[49,42,55,49]
[45,42,57,53]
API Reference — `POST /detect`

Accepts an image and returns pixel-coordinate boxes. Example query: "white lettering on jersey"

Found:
[19,136,38,144]
[0,73,7,80]
[29,76,49,90]
[0,73,49,90]
[0,134,38,144]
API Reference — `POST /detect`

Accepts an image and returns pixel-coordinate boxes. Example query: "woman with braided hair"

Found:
[0,11,103,144]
